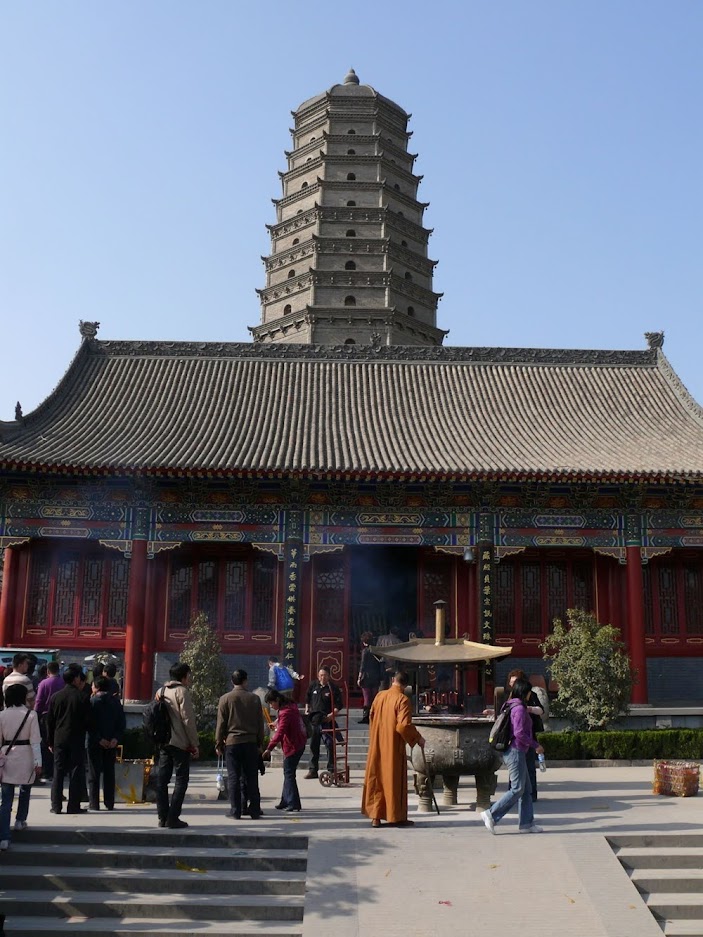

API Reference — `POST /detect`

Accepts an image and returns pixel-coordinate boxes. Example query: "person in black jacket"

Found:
[46,664,93,815]
[304,667,343,779]
[87,676,126,810]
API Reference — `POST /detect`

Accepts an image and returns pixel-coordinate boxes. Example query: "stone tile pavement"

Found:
[13,762,700,937]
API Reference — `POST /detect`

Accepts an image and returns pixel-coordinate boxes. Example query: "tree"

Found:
[179,612,229,730]
[541,608,633,730]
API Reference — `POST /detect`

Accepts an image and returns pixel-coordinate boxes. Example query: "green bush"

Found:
[537,728,703,761]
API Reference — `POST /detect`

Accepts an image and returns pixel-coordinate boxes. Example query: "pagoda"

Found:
[252,68,445,346]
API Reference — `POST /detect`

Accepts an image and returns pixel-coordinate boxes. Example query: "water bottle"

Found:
[538,753,547,773]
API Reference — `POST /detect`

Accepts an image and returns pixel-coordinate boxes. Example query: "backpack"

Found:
[143,687,172,749]
[274,666,295,692]
[488,703,513,752]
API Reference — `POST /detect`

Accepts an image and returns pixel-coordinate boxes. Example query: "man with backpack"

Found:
[154,662,199,830]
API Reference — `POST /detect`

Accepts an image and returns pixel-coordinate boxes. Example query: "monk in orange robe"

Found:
[361,670,425,827]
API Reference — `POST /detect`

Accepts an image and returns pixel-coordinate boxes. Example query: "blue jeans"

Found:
[281,748,304,809]
[488,747,535,829]
[0,783,32,842]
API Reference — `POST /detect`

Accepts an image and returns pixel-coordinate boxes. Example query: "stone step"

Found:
[0,892,305,923]
[631,868,703,895]
[610,834,703,850]
[0,866,306,895]
[5,842,307,872]
[613,848,703,871]
[3,917,302,937]
[663,921,703,936]
[646,893,703,922]
[15,828,307,850]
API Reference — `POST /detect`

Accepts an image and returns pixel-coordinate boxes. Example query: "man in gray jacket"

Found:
[155,662,199,829]
[215,670,265,820]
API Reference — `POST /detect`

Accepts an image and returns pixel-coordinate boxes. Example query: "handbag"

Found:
[0,709,31,783]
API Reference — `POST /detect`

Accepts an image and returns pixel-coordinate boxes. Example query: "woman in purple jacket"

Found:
[480,678,545,834]
[263,689,308,813]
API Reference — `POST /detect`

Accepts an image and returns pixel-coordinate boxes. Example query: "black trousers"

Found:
[51,740,86,812]
[225,742,261,818]
[155,745,191,823]
[87,742,117,809]
[39,715,54,780]
[309,713,334,771]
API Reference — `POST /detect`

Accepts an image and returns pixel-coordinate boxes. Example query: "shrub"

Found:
[542,608,633,730]
[179,611,230,731]
[537,728,703,761]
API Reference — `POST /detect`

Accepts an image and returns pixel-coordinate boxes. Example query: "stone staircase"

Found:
[0,827,308,936]
[610,833,703,936]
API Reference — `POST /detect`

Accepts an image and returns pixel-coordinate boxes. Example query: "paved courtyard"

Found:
[8,762,699,936]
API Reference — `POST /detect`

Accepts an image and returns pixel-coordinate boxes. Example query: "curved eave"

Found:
[1,458,702,486]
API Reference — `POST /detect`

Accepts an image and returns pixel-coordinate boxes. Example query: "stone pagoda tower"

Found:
[251,69,445,346]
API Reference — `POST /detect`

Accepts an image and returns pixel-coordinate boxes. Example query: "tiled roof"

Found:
[2,339,703,480]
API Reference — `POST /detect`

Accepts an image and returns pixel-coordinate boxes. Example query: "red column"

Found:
[626,545,648,704]
[140,556,156,699]
[124,539,148,700]
[0,546,18,647]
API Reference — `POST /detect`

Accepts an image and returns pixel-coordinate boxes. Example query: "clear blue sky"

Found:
[1,2,701,420]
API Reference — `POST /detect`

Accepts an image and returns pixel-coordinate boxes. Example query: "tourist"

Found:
[480,677,545,835]
[263,689,307,812]
[267,657,303,700]
[356,632,383,724]
[155,662,199,829]
[361,670,424,828]
[2,654,36,708]
[46,664,93,815]
[304,666,343,779]
[0,683,42,851]
[34,661,63,783]
[87,676,126,811]
[103,662,121,697]
[375,626,403,689]
[215,669,265,820]
[505,668,544,801]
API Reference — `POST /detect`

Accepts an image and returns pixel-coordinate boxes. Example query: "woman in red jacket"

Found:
[263,689,308,812]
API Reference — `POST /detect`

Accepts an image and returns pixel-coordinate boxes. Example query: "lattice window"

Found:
[658,565,679,635]
[223,559,246,632]
[494,564,514,635]
[642,565,654,635]
[107,558,129,629]
[684,565,703,635]
[80,558,104,628]
[251,556,276,631]
[54,556,79,629]
[421,561,451,634]
[197,560,218,625]
[572,561,594,613]
[314,558,346,634]
[521,563,542,635]
[169,559,193,630]
[546,562,568,628]
[26,553,51,627]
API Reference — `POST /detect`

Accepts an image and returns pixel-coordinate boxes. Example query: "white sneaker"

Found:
[480,809,496,834]
[519,824,543,833]
[0,840,9,851]
[14,820,27,831]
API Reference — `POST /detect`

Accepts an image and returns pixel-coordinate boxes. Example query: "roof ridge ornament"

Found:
[343,67,360,85]
[645,331,664,350]
[79,320,100,341]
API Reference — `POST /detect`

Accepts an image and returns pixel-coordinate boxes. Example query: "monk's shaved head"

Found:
[393,671,409,687]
